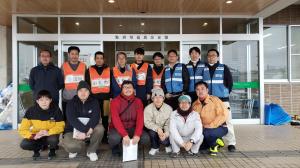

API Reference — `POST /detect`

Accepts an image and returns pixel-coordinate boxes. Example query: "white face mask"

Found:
[209,63,214,66]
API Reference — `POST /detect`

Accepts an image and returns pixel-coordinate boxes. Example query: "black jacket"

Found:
[64,95,101,133]
[29,63,64,104]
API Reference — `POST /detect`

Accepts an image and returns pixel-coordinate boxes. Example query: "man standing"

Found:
[131,48,153,107]
[202,49,236,152]
[152,52,165,88]
[29,49,64,105]
[61,46,87,119]
[111,52,137,98]
[85,51,111,143]
[161,50,189,110]
[186,47,205,102]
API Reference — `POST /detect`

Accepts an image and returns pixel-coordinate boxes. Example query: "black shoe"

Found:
[32,151,40,160]
[112,146,121,157]
[186,151,199,157]
[228,145,236,152]
[48,149,56,160]
[170,152,181,158]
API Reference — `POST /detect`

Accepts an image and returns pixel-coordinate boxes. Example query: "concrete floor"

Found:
[1,125,300,168]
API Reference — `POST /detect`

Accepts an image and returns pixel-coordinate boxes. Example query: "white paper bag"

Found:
[122,140,138,162]
[73,117,90,138]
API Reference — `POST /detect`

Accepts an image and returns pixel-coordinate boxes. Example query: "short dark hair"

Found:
[207,48,219,57]
[189,47,201,55]
[39,49,52,57]
[152,52,164,59]
[195,81,208,89]
[68,46,80,53]
[134,48,145,55]
[116,51,127,59]
[94,51,104,59]
[121,80,134,89]
[36,90,52,100]
[167,49,178,56]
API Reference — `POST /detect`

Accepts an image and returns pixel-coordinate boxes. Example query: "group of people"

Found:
[18,46,236,161]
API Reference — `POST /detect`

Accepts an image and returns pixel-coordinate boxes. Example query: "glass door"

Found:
[181,41,219,64]
[61,42,102,67]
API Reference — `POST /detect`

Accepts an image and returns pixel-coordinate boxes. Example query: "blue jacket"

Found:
[186,60,205,92]
[203,63,229,98]
[29,63,64,104]
[163,63,189,94]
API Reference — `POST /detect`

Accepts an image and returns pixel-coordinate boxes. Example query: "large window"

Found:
[291,26,300,81]
[182,18,220,34]
[263,26,288,80]
[17,17,58,34]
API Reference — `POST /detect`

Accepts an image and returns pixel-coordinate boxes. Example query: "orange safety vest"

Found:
[131,63,149,86]
[152,67,165,88]
[63,62,86,90]
[113,66,133,88]
[89,67,110,94]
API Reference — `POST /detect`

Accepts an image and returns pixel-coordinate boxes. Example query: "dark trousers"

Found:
[20,135,59,152]
[96,98,109,142]
[202,126,228,148]
[108,128,150,149]
[62,101,67,121]
[165,95,180,110]
[148,129,170,149]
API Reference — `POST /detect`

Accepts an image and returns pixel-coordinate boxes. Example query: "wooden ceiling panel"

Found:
[0,0,281,26]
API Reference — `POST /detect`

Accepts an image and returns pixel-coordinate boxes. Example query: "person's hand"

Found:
[132,136,140,145]
[75,132,86,140]
[159,133,167,141]
[122,135,130,146]
[33,133,43,140]
[165,93,172,99]
[184,142,193,151]
[41,130,49,136]
[147,94,151,100]
[157,128,164,137]
[87,128,93,137]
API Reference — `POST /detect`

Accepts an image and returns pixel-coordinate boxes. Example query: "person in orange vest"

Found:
[85,51,111,144]
[61,46,87,120]
[131,48,153,107]
[111,51,137,98]
[152,52,165,89]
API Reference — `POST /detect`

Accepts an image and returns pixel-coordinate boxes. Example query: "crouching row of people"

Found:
[18,80,229,161]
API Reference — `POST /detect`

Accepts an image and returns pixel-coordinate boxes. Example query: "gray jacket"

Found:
[144,103,172,136]
[169,110,203,145]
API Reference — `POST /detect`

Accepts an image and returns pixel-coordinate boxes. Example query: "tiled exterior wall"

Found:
[265,84,300,116]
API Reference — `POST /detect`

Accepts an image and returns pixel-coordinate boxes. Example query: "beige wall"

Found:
[0,25,12,89]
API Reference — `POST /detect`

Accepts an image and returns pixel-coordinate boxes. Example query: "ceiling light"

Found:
[140,22,145,26]
[119,24,123,27]
[226,0,233,4]
[75,22,80,26]
[108,0,115,3]
[202,22,208,26]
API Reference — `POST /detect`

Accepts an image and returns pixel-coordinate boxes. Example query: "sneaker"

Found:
[165,146,172,153]
[186,151,199,157]
[87,152,98,161]
[170,152,181,158]
[216,138,225,147]
[228,145,236,152]
[69,152,77,159]
[32,151,40,160]
[48,149,56,160]
[149,148,159,156]
[209,145,219,156]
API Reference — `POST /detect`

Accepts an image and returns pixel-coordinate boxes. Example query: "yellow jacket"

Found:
[192,95,228,128]
[18,104,65,139]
